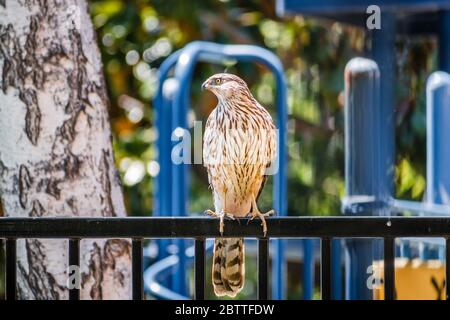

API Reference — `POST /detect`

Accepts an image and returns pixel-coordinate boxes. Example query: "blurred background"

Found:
[0,0,438,299]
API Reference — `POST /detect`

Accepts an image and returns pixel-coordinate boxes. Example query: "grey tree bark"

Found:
[0,0,131,299]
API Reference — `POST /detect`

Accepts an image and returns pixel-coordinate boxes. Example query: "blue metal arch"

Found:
[153,50,182,291]
[154,41,288,299]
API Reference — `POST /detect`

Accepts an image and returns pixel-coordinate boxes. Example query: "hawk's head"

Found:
[202,73,250,99]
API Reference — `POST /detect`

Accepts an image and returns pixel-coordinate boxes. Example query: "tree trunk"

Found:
[0,0,131,299]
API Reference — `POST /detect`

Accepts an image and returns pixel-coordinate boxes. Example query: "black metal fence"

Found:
[1,216,450,300]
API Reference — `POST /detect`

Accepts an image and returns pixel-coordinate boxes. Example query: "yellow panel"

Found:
[373,259,446,300]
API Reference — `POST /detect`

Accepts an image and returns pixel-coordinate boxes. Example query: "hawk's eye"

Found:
[214,78,222,85]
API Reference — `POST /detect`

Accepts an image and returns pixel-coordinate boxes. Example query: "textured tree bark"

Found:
[0,0,131,299]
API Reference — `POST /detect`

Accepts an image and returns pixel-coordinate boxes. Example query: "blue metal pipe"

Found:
[366,11,396,205]
[388,70,450,265]
[424,71,450,265]
[331,239,342,299]
[427,72,450,206]
[390,198,450,216]
[153,50,182,290]
[154,50,182,220]
[420,70,450,267]
[343,57,387,300]
[302,239,314,300]
[342,12,396,300]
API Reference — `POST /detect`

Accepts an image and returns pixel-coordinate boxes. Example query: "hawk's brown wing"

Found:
[255,162,271,203]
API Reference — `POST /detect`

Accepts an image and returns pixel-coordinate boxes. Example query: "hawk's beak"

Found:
[201,80,210,90]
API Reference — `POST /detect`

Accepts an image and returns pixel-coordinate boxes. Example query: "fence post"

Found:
[157,82,174,288]
[344,57,392,300]
[331,238,342,299]
[427,71,450,205]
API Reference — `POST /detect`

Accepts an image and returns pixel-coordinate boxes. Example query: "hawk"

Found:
[202,73,276,297]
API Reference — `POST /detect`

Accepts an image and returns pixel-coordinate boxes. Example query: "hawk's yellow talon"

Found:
[204,209,235,236]
[249,198,275,237]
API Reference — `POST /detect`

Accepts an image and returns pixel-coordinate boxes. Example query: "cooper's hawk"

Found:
[202,73,276,297]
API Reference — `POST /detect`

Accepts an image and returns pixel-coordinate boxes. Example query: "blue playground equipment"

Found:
[277,0,450,300]
[150,41,288,299]
[146,1,450,300]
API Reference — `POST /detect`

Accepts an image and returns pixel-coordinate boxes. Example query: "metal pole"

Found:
[160,83,175,291]
[132,238,144,300]
[194,239,206,300]
[345,11,396,300]
[366,11,396,203]
[427,71,450,299]
[6,239,16,300]
[258,239,270,300]
[321,238,332,300]
[302,239,314,300]
[171,68,189,296]
[344,57,387,300]
[427,71,450,206]
[331,238,342,299]
[384,237,396,300]
[154,50,180,291]
[272,56,288,301]
[68,239,80,300]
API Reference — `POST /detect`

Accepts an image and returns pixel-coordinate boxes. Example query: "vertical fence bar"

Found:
[132,238,144,300]
[68,238,80,300]
[154,52,180,291]
[302,239,314,300]
[331,239,342,299]
[272,65,288,301]
[344,57,385,300]
[171,46,195,298]
[5,238,16,300]
[321,238,332,300]
[194,238,205,300]
[446,238,450,300]
[384,237,395,300]
[258,238,269,300]
[157,89,174,290]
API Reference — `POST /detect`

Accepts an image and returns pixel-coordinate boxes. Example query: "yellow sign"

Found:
[373,258,446,300]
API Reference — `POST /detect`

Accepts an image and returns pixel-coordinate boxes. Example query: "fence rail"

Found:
[1,216,450,300]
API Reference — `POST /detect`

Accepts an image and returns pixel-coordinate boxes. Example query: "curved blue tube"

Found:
[170,41,288,299]
[153,50,182,291]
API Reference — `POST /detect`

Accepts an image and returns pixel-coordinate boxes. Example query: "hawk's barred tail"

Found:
[212,238,245,297]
